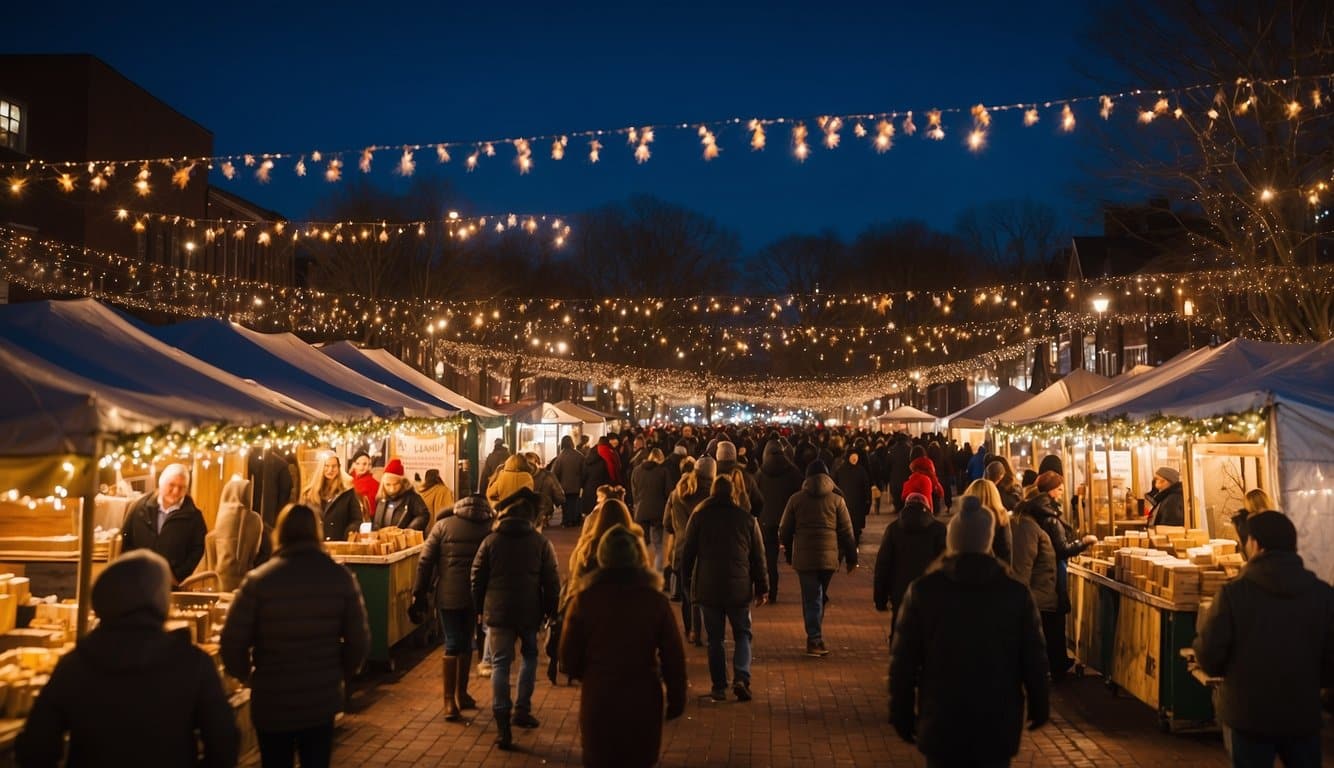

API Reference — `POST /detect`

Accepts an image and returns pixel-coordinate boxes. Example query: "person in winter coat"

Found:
[205,477,269,592]
[887,437,912,513]
[664,457,713,643]
[757,441,804,602]
[926,441,953,508]
[779,461,858,657]
[966,442,990,483]
[301,453,365,541]
[580,437,620,524]
[714,440,764,515]
[411,493,495,722]
[1230,488,1276,557]
[664,442,692,492]
[1146,466,1186,527]
[470,489,561,750]
[873,492,947,628]
[478,438,510,493]
[121,463,207,585]
[833,447,873,542]
[551,436,585,527]
[488,454,535,506]
[16,550,239,768]
[559,525,688,768]
[901,455,945,514]
[348,450,379,517]
[631,448,672,571]
[1019,471,1095,680]
[567,499,649,591]
[371,459,431,531]
[985,458,1022,512]
[1193,512,1334,766]
[417,468,456,528]
[221,504,370,768]
[681,475,769,703]
[523,452,565,530]
[889,499,1049,766]
[962,478,1012,564]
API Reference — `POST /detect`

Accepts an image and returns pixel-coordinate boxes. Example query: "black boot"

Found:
[494,710,514,751]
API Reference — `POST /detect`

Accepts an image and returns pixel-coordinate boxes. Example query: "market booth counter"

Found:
[326,527,425,671]
[1066,527,1243,732]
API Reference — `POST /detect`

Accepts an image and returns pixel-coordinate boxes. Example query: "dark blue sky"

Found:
[12,0,1116,250]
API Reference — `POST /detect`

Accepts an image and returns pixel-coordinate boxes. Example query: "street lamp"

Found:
[1182,299,1195,349]
[1091,295,1110,375]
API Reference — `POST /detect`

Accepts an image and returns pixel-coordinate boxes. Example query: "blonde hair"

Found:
[1243,488,1276,516]
[301,452,351,507]
[726,467,750,510]
[964,478,1009,527]
[568,499,646,584]
[675,458,699,497]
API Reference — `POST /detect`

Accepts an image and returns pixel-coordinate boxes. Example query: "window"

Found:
[0,99,24,153]
[1123,344,1148,369]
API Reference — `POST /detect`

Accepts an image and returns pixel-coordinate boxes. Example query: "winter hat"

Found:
[94,549,171,624]
[1154,467,1181,485]
[806,460,830,478]
[715,441,738,463]
[1038,454,1064,476]
[350,450,370,464]
[596,524,644,569]
[694,456,717,481]
[948,496,996,554]
[1246,511,1297,552]
[496,487,540,520]
[381,458,405,481]
[904,492,929,507]
[1036,470,1064,494]
[1021,469,1038,488]
[763,440,783,460]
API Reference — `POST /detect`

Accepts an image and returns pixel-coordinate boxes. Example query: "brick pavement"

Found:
[248,517,1334,767]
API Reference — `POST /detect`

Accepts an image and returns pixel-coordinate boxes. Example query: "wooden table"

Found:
[332,544,424,670]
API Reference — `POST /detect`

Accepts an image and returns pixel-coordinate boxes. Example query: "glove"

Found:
[407,594,429,625]
[665,701,685,721]
[891,718,915,743]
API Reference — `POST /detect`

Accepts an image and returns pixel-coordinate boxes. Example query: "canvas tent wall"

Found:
[876,405,939,436]
[990,370,1112,425]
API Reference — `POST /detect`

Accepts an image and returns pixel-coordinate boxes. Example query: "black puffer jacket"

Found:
[220,542,370,732]
[1148,482,1185,527]
[551,445,584,496]
[873,500,946,611]
[757,444,803,529]
[580,449,615,519]
[631,459,671,525]
[681,495,768,607]
[320,487,364,542]
[889,553,1049,763]
[778,474,858,572]
[121,492,207,584]
[1019,493,1089,562]
[834,453,873,525]
[1193,550,1334,737]
[416,495,494,610]
[372,488,430,531]
[471,515,560,630]
[17,619,238,768]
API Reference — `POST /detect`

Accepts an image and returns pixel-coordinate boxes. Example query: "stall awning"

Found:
[877,405,939,423]
[152,319,453,420]
[947,386,1034,429]
[319,342,503,424]
[990,369,1112,425]
[551,400,610,424]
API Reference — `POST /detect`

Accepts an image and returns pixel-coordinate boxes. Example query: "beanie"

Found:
[806,460,830,478]
[1247,511,1297,552]
[694,456,717,481]
[904,492,929,508]
[1154,467,1180,485]
[350,450,370,464]
[597,524,645,569]
[1036,470,1064,494]
[1021,469,1038,488]
[1038,454,1064,476]
[948,496,996,554]
[715,441,738,463]
[496,487,540,520]
[93,549,171,624]
[382,458,405,482]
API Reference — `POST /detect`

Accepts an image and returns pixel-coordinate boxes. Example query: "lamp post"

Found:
[1183,299,1195,350]
[1091,295,1109,375]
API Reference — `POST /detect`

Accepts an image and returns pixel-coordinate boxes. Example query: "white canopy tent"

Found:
[876,405,940,435]
[320,342,499,418]
[990,369,1112,425]
[947,386,1035,430]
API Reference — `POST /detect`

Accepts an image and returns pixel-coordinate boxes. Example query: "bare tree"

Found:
[955,199,1065,283]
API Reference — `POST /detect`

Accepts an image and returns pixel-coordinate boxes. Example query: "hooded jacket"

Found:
[487,455,536,506]
[418,481,455,525]
[205,477,267,592]
[1193,550,1334,737]
[873,500,947,611]
[1147,481,1185,527]
[681,494,768,607]
[631,458,671,525]
[16,617,238,768]
[757,443,804,529]
[890,553,1049,763]
[121,491,208,584]
[901,457,945,513]
[778,473,858,573]
[416,495,495,610]
[471,515,561,630]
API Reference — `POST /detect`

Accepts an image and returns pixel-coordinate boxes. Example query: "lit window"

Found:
[0,99,24,153]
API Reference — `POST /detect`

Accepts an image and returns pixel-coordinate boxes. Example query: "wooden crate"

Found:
[0,501,78,539]
[1111,596,1161,709]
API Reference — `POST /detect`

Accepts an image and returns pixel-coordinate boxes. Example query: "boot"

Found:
[442,655,461,722]
[494,710,514,751]
[456,650,477,710]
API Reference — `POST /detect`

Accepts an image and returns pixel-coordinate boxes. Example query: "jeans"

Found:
[489,625,539,713]
[761,525,780,599]
[1225,727,1321,768]
[257,723,334,768]
[700,602,752,692]
[438,607,475,655]
[797,570,834,642]
[646,523,665,572]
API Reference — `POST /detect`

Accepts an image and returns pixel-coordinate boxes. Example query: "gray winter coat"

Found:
[551,447,585,495]
[778,474,858,572]
[681,495,768,607]
[220,543,370,732]
[471,516,560,630]
[416,495,494,610]
[1009,511,1059,613]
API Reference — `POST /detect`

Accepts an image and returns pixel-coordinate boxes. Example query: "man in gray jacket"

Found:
[779,460,858,657]
[1193,512,1334,767]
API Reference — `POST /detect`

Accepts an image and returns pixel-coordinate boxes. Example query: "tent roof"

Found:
[151,319,453,421]
[551,400,610,424]
[877,405,939,423]
[991,369,1112,424]
[1037,338,1308,423]
[319,342,500,419]
[0,300,325,429]
[947,386,1034,429]
[1144,339,1334,420]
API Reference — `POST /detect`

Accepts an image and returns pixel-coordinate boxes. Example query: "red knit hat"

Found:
[382,458,405,481]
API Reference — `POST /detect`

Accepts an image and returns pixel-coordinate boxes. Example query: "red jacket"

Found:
[901,457,945,512]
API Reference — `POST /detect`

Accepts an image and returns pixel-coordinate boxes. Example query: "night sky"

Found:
[10,0,1117,252]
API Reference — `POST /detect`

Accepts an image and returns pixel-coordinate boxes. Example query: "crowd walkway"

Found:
[262,518,1331,767]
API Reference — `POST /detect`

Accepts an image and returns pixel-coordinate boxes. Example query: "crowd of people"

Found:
[13,422,1334,768]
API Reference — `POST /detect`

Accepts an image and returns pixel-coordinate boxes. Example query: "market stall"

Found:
[325,528,426,671]
[990,369,1110,472]
[875,405,940,437]
[945,385,1033,449]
